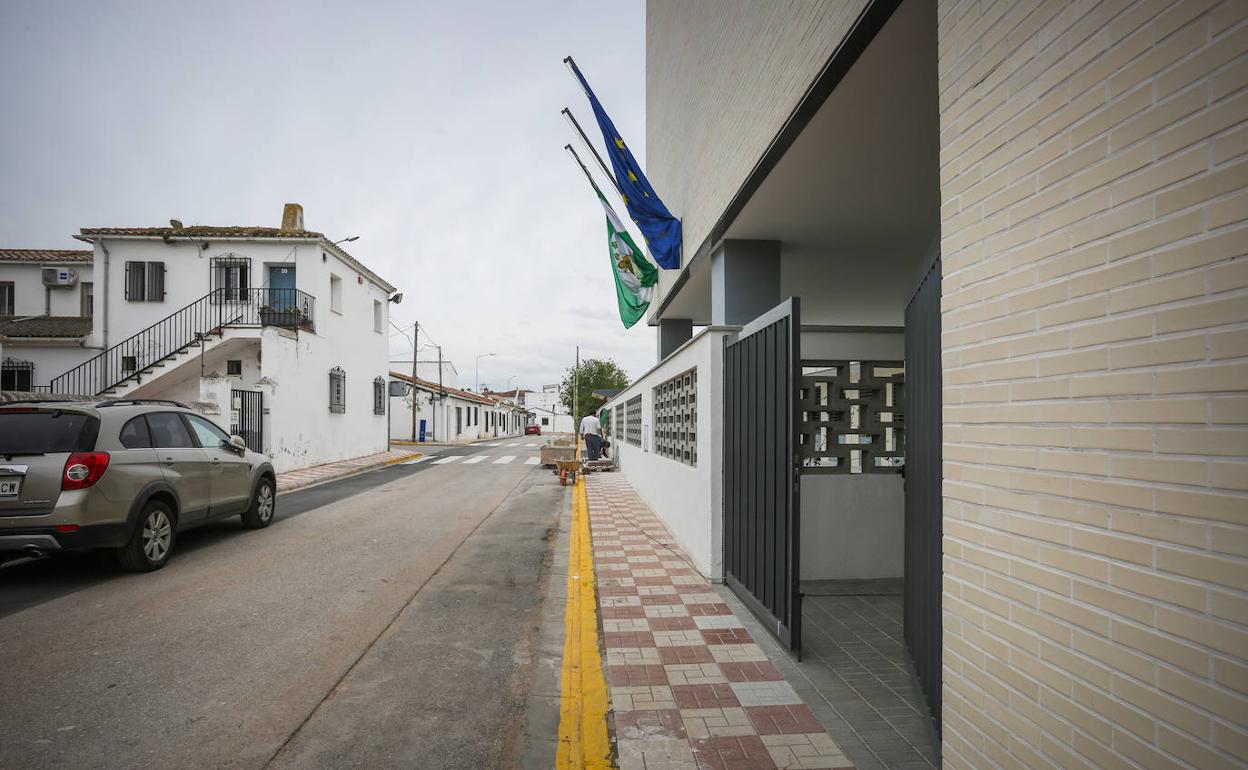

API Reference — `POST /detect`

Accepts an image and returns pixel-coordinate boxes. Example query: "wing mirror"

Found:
[228,435,248,454]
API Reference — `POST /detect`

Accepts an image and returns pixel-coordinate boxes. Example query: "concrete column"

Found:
[710,240,781,326]
[657,318,693,361]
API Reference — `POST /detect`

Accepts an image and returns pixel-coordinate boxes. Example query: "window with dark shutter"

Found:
[125,261,146,301]
[146,261,166,301]
[0,282,14,316]
[373,377,386,415]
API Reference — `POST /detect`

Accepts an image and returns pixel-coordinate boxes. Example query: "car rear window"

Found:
[0,409,99,454]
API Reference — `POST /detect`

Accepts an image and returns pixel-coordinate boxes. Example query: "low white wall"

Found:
[800,475,904,579]
[603,328,732,580]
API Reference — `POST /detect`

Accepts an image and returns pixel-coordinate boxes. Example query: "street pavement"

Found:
[0,438,568,769]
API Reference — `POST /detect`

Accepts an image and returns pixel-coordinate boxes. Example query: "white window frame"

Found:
[330,274,343,314]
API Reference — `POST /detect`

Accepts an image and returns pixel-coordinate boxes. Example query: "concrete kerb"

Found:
[276,451,423,494]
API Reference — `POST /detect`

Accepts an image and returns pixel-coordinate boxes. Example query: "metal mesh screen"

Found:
[652,367,697,466]
[624,395,642,447]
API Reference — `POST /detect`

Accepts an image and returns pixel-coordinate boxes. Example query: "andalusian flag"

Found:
[592,176,657,328]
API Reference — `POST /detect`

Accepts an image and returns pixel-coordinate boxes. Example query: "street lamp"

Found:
[475,352,496,393]
[333,235,360,245]
[506,375,517,391]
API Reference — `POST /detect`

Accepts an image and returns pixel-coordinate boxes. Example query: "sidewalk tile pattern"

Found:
[586,474,855,770]
[275,448,419,492]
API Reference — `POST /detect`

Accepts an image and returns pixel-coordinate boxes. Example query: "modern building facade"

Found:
[602,1,1248,767]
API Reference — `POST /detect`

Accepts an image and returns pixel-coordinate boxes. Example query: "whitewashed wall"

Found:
[0,261,93,318]
[602,328,731,579]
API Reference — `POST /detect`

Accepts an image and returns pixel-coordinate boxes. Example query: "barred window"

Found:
[1,358,34,391]
[373,377,386,415]
[211,256,251,302]
[615,404,624,444]
[653,367,697,466]
[602,407,612,439]
[624,395,642,447]
[329,367,346,413]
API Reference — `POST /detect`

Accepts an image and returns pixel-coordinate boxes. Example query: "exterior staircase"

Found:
[48,288,315,397]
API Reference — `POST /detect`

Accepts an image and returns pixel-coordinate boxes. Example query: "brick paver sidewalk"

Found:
[585,474,854,770]
[276,448,421,492]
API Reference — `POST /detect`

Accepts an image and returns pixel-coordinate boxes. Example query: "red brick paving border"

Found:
[586,474,855,770]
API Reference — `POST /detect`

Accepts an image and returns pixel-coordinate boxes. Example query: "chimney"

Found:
[281,203,304,231]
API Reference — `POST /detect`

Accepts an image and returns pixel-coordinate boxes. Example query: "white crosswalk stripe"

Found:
[432,456,459,464]
[400,457,430,465]
[524,457,540,465]
[493,455,515,464]
[462,455,487,464]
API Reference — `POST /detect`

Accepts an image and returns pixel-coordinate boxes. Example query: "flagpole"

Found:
[564,144,599,191]
[562,107,622,195]
[563,56,590,98]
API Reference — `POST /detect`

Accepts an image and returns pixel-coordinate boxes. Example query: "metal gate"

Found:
[230,389,264,453]
[723,298,802,651]
[903,257,942,727]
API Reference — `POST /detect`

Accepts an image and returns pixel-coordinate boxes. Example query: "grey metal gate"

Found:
[904,257,942,728]
[723,298,802,651]
[230,389,263,453]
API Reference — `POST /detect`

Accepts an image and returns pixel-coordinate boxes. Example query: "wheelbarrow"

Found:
[555,457,581,486]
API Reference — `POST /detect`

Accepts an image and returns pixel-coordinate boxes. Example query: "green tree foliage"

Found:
[560,358,629,421]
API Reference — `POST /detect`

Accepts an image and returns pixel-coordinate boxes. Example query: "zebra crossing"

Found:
[404,453,544,468]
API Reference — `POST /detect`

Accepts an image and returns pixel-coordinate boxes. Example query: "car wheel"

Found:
[241,477,276,529]
[117,501,176,572]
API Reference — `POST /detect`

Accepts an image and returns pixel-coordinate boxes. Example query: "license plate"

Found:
[0,479,19,497]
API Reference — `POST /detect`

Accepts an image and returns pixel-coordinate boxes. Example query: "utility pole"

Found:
[574,345,580,431]
[410,321,419,444]
[436,344,444,442]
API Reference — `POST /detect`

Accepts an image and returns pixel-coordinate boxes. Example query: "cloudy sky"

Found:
[0,0,653,391]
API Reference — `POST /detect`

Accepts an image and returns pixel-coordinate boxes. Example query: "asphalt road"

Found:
[0,438,568,769]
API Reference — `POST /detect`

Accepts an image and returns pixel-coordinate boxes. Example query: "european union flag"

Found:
[568,58,682,270]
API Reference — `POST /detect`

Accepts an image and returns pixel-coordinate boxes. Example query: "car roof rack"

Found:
[95,399,190,409]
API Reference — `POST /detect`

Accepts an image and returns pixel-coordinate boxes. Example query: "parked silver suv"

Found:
[0,399,276,572]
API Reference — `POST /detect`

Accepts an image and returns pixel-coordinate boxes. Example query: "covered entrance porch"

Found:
[647,0,943,764]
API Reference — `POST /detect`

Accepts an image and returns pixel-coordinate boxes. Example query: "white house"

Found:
[500,384,574,434]
[389,371,527,443]
[5,204,399,473]
[0,249,97,389]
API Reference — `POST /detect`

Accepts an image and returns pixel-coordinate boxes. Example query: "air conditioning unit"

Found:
[41,268,78,287]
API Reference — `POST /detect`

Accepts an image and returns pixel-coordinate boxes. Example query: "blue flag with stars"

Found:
[569,59,682,270]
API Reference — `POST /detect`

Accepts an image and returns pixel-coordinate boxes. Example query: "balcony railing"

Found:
[48,288,316,395]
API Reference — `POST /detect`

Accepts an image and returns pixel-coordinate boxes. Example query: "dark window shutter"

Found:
[147,262,165,301]
[125,261,147,301]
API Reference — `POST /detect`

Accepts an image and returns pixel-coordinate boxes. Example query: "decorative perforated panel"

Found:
[798,360,904,474]
[625,395,642,447]
[653,367,697,466]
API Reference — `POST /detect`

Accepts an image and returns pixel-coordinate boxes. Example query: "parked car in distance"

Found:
[525,424,542,435]
[0,399,276,572]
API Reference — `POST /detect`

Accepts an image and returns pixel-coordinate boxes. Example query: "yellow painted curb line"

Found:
[382,452,423,466]
[556,473,612,769]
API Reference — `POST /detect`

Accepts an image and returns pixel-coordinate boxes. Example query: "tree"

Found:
[560,358,629,422]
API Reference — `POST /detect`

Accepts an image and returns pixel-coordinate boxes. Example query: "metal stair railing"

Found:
[48,288,315,395]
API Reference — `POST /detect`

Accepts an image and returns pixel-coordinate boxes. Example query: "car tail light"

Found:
[63,452,110,490]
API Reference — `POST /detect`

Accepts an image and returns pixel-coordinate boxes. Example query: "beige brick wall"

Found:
[645,0,867,302]
[939,0,1248,767]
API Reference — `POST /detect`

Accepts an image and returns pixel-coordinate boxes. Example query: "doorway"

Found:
[268,265,296,310]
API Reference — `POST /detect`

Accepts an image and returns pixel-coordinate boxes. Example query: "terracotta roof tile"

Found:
[389,371,529,408]
[0,315,92,338]
[0,249,93,263]
[78,226,325,239]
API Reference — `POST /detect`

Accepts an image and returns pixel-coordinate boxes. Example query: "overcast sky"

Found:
[0,0,653,391]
